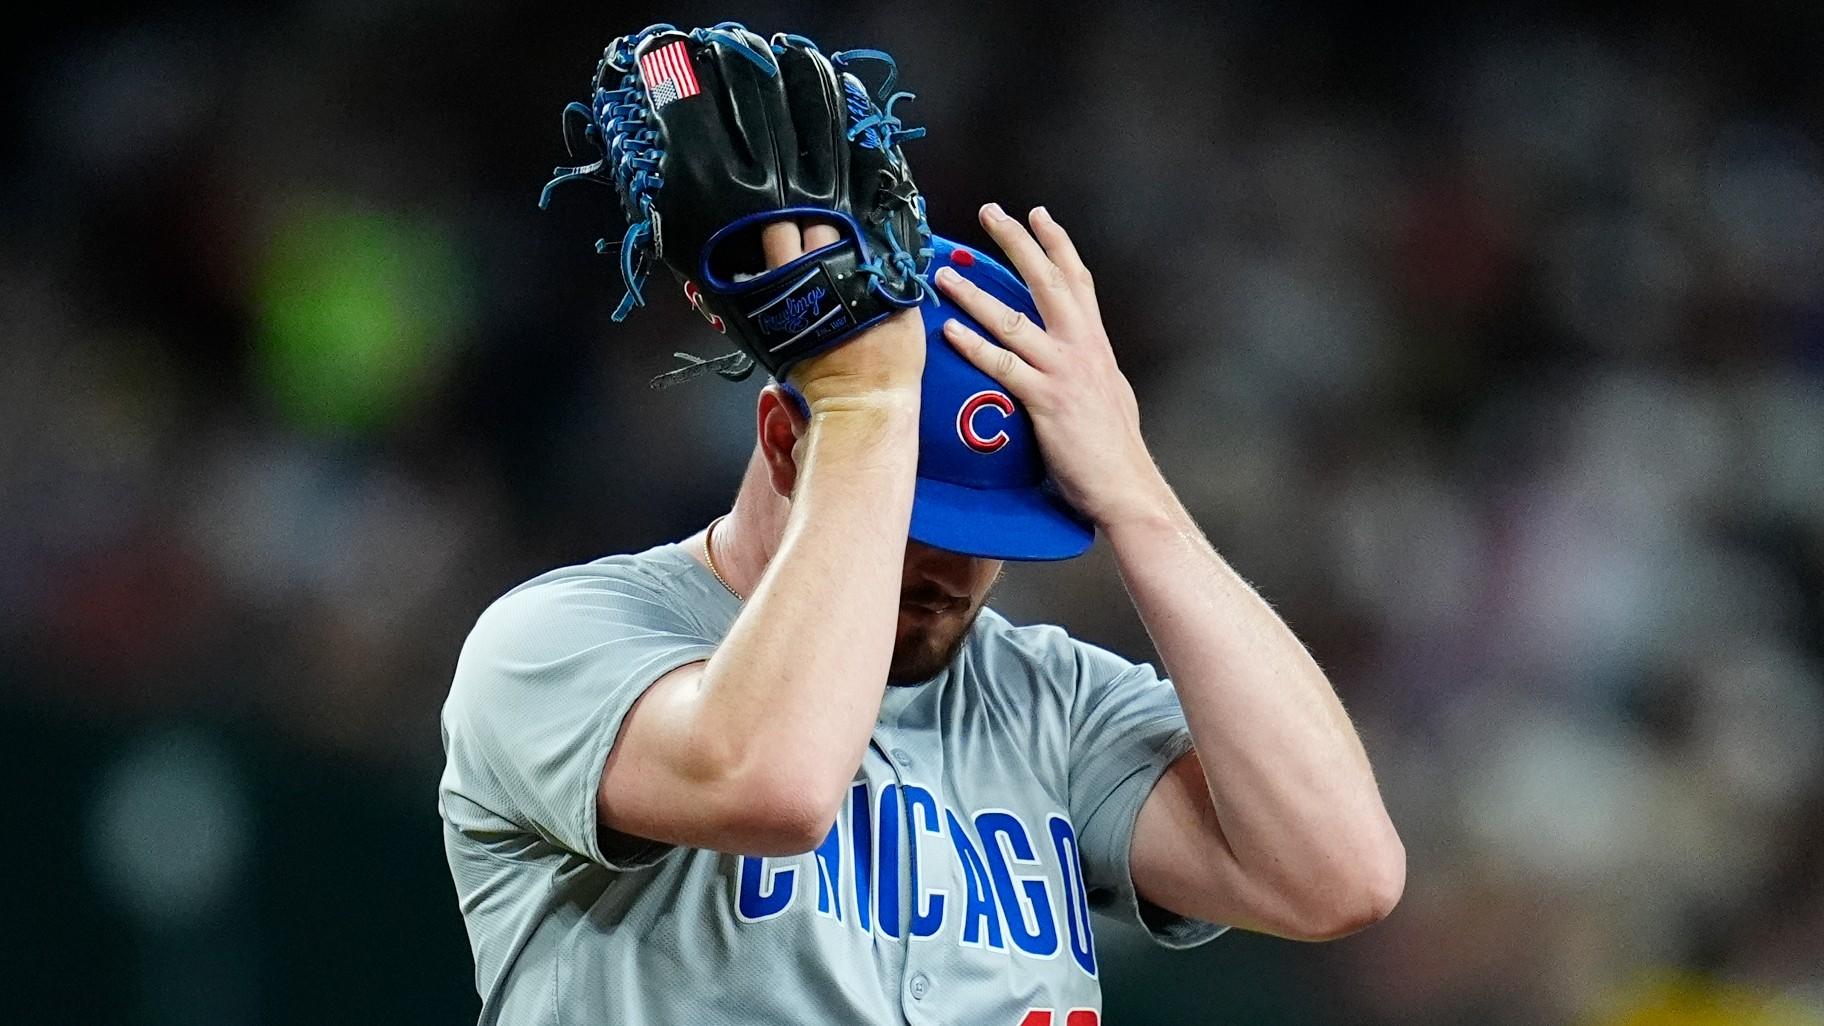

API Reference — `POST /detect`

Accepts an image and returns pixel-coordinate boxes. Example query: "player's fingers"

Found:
[761,221,804,271]
[1027,207,1100,323]
[802,221,841,253]
[978,203,1084,333]
[934,265,1062,368]
[942,318,1044,398]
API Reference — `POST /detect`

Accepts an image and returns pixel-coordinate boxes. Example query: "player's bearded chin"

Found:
[887,573,998,685]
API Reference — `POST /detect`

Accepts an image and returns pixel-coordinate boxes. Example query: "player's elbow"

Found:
[663,713,850,855]
[1310,869,1403,941]
[1279,841,1406,941]
[608,729,844,857]
[718,770,843,856]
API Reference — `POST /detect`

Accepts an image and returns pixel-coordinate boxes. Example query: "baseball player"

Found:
[440,24,1403,1025]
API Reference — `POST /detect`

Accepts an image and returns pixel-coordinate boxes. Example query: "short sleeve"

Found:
[1067,639,1229,949]
[439,563,719,870]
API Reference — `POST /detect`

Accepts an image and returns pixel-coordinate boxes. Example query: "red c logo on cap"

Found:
[956,389,1015,454]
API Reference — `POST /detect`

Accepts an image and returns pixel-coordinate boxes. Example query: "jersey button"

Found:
[890,748,914,768]
[909,972,931,1000]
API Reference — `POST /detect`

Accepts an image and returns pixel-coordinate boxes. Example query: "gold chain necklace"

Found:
[702,514,742,600]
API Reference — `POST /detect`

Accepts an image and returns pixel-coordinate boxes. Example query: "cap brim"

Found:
[909,476,1096,561]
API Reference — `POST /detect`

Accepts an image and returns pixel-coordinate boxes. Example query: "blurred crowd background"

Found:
[5,1,1822,1023]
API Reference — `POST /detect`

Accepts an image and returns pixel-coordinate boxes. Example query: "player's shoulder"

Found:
[964,609,1098,688]
[463,541,708,655]
[965,609,1150,689]
[968,608,1076,663]
[502,540,702,608]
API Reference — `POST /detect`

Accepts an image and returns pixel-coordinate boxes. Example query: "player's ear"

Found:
[756,383,808,498]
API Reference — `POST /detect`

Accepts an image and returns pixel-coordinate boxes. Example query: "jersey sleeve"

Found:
[439,565,719,871]
[1066,637,1229,949]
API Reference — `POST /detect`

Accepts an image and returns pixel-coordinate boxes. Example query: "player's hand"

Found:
[759,221,925,412]
[934,203,1170,528]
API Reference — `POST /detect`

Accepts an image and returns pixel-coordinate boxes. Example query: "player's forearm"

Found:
[693,399,919,838]
[1104,485,1404,919]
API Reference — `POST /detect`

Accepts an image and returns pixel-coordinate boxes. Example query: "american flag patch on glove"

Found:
[639,41,700,110]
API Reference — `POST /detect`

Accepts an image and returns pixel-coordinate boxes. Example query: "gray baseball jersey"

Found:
[438,541,1226,1025]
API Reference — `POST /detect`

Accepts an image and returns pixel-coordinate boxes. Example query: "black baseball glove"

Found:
[539,22,933,385]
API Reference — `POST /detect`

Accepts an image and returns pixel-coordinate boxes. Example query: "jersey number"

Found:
[1019,1010,1099,1026]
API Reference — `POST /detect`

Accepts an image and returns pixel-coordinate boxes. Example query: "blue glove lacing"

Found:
[539,23,934,381]
[831,51,933,307]
[539,22,776,322]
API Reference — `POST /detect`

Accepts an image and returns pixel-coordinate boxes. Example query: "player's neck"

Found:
[706,450,786,598]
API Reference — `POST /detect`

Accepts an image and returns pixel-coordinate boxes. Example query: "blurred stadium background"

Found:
[5,1,1822,1023]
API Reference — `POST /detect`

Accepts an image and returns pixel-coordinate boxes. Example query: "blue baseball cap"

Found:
[904,235,1094,561]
